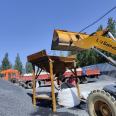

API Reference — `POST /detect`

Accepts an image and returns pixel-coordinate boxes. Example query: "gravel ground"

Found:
[26,75,116,116]
[0,80,34,116]
[0,75,116,116]
[80,75,116,99]
[31,101,88,116]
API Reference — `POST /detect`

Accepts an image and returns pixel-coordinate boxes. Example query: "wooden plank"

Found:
[27,50,76,64]
[36,94,52,100]
[50,56,75,62]
[27,50,47,62]
[27,50,76,75]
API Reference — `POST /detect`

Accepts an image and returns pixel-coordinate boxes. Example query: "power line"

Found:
[79,6,116,32]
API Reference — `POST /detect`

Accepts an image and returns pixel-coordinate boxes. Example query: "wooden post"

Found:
[74,62,81,98]
[49,59,56,112]
[32,65,36,107]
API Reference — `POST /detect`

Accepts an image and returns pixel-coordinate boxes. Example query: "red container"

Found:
[86,68,100,76]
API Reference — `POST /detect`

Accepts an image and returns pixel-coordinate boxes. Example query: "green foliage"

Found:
[106,17,116,60]
[1,53,12,70]
[69,17,116,67]
[76,49,107,67]
[14,53,23,74]
[107,17,116,37]
[97,25,103,31]
[25,62,33,73]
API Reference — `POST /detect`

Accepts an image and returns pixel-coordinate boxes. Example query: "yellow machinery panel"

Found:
[51,30,116,55]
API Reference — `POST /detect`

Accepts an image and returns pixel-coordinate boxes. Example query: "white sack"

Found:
[57,87,80,108]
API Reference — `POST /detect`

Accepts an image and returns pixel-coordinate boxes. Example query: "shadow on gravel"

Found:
[30,103,80,116]
[26,88,88,116]
[27,92,33,98]
[30,101,87,116]
[27,92,55,108]
[72,101,87,110]
[86,80,96,83]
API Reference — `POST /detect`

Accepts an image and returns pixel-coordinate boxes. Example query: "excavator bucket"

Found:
[51,29,89,51]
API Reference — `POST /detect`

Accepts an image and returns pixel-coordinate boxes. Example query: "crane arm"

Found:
[73,34,116,54]
[51,29,116,55]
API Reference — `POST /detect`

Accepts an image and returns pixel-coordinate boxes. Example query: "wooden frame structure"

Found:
[27,50,80,112]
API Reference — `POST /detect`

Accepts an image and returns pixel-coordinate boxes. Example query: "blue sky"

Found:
[0,0,116,66]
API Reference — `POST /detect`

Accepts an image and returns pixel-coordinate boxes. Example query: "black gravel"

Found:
[0,79,34,116]
[0,79,89,116]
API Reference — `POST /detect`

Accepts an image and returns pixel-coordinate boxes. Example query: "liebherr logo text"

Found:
[96,38,116,50]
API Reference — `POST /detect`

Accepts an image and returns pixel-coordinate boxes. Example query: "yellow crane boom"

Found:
[51,29,116,55]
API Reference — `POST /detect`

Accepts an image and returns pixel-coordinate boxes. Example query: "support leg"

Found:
[49,60,56,112]
[32,65,36,107]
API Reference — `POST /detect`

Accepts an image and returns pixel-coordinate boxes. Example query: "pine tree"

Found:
[14,53,23,74]
[97,25,103,31]
[106,18,116,60]
[1,53,12,70]
[76,49,100,67]
[107,17,116,37]
[25,62,33,73]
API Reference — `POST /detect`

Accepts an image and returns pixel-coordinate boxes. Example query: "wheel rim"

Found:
[94,100,112,116]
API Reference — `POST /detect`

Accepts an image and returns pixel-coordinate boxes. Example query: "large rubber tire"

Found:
[27,82,33,89]
[19,82,27,88]
[87,90,116,116]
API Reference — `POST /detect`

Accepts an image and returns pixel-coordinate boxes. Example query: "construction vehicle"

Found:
[0,69,50,89]
[62,67,100,85]
[0,69,20,83]
[0,67,100,88]
[51,29,116,116]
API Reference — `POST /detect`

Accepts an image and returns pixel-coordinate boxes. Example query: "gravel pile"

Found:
[0,79,34,116]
